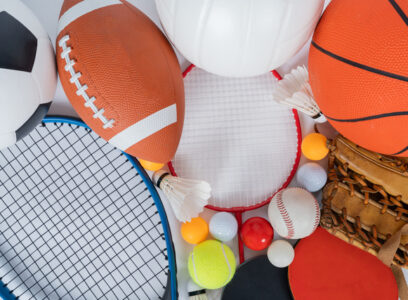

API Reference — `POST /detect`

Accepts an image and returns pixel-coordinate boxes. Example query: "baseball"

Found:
[296,162,327,192]
[267,240,295,268]
[268,187,320,239]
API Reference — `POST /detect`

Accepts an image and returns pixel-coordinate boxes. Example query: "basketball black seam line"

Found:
[314,2,408,157]
[312,41,408,124]
[392,145,408,156]
[389,0,408,26]
[311,41,408,82]
[326,111,408,122]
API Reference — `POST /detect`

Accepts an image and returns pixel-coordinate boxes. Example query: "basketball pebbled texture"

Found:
[309,0,408,156]
[56,0,184,164]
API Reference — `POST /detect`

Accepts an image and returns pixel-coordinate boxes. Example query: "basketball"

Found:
[309,0,408,156]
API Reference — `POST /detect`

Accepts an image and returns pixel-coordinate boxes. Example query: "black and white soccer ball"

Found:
[0,0,57,149]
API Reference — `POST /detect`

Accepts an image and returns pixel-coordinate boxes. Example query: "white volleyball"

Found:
[0,0,57,149]
[155,0,324,77]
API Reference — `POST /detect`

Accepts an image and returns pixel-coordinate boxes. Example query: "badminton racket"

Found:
[169,66,301,263]
[0,116,177,300]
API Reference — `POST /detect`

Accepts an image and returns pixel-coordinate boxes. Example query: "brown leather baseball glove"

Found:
[320,135,408,299]
[321,134,408,266]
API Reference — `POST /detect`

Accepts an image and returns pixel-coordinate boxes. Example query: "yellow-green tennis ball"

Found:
[188,240,236,289]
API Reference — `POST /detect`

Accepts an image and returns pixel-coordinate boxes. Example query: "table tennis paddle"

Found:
[222,255,293,300]
[288,227,398,300]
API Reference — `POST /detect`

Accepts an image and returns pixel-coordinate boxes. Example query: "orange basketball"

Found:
[309,0,408,156]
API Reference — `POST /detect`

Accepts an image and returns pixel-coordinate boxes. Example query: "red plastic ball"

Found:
[240,217,274,251]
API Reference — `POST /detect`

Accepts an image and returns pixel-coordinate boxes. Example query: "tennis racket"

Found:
[169,65,301,263]
[0,116,177,300]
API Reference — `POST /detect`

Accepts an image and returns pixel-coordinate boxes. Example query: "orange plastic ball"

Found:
[301,133,329,161]
[181,217,209,244]
[139,159,164,171]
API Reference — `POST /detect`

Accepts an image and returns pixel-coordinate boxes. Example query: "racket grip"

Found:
[235,212,245,264]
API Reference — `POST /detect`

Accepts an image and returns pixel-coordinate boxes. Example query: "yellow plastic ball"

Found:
[139,159,164,171]
[301,133,329,161]
[181,217,209,244]
[188,240,236,289]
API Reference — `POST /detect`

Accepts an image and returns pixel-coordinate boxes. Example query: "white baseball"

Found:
[296,162,327,192]
[268,187,320,239]
[267,240,295,268]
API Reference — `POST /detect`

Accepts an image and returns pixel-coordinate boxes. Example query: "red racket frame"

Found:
[168,65,302,263]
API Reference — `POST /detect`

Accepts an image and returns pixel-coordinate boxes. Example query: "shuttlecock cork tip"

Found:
[153,169,170,188]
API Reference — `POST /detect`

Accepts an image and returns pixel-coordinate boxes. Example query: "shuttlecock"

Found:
[273,66,326,123]
[153,170,211,223]
[187,280,208,300]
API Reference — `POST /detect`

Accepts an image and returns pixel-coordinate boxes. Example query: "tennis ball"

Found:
[301,133,329,161]
[188,240,236,289]
[181,217,209,244]
[139,159,164,171]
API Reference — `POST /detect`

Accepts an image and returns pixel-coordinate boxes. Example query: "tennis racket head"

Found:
[169,65,301,213]
[0,116,177,300]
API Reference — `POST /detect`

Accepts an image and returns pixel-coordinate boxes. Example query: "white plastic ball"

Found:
[296,162,327,192]
[209,212,238,242]
[155,0,324,77]
[267,240,295,268]
[0,0,57,149]
[268,187,320,239]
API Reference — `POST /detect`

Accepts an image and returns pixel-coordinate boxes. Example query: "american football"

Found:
[56,0,184,165]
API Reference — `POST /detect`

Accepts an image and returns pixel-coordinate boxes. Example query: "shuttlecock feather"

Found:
[153,170,211,223]
[273,66,326,123]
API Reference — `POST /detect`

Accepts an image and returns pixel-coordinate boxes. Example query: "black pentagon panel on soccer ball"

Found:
[0,11,37,72]
[15,103,51,142]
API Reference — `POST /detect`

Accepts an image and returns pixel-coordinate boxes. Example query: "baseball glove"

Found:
[320,134,408,299]
[320,134,408,267]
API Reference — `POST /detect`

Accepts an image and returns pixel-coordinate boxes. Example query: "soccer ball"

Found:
[0,0,57,149]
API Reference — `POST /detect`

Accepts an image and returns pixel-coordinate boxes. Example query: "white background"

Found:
[21,1,393,300]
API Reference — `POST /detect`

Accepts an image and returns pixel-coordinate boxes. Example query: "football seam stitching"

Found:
[58,35,115,129]
[276,191,295,238]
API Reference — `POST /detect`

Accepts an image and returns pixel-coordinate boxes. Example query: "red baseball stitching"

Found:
[312,198,320,231]
[276,191,295,238]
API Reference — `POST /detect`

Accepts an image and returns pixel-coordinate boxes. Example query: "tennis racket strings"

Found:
[0,119,176,300]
